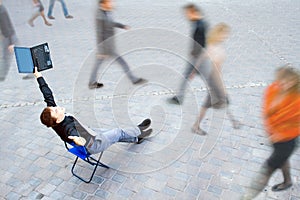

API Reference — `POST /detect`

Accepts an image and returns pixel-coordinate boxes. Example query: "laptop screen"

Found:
[14,47,34,73]
[31,43,53,72]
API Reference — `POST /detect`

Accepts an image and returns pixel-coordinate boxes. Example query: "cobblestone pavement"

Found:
[0,0,299,199]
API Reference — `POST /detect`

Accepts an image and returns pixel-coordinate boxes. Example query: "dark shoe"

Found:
[138,119,151,131]
[48,16,55,20]
[65,15,74,19]
[133,78,147,85]
[137,129,152,144]
[271,182,292,192]
[89,82,104,89]
[168,96,182,105]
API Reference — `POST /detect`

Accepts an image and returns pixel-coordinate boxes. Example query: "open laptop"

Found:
[14,43,53,73]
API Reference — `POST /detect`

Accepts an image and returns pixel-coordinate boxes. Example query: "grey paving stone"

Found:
[26,191,44,200]
[100,180,122,193]
[5,192,21,200]
[48,176,64,186]
[49,191,66,199]
[0,183,13,197]
[167,177,188,192]
[144,177,166,192]
[162,186,178,197]
[56,182,77,196]
[122,178,143,193]
[185,183,201,197]
[117,188,135,198]
[72,191,88,200]
[92,175,105,185]
[197,172,213,180]
[208,185,223,196]
[35,183,56,196]
[95,189,111,199]
[6,178,23,188]
[12,183,34,197]
[112,173,127,183]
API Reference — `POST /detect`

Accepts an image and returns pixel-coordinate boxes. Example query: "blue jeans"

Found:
[48,0,69,17]
[87,127,140,154]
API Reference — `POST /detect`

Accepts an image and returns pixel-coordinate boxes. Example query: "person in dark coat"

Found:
[0,1,17,81]
[168,4,208,104]
[89,0,146,89]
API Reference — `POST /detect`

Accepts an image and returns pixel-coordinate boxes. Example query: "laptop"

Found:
[14,43,53,73]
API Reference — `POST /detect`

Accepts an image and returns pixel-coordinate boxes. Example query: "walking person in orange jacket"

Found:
[243,66,300,199]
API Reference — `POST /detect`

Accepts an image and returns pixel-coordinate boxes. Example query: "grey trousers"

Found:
[176,55,211,102]
[87,127,141,154]
[0,36,13,81]
[89,53,139,84]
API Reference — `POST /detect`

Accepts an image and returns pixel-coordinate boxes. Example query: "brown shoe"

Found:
[65,15,74,19]
[45,21,52,26]
[48,16,55,20]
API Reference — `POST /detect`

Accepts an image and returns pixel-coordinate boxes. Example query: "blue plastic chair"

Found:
[64,142,109,183]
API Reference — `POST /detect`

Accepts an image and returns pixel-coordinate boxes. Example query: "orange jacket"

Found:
[263,82,300,143]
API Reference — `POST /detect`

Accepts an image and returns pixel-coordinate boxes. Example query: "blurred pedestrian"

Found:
[192,23,240,135]
[89,0,146,89]
[47,0,73,20]
[243,66,300,199]
[28,0,52,27]
[169,4,208,104]
[0,0,17,81]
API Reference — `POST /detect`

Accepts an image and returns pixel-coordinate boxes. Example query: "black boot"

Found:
[138,119,151,131]
[137,129,153,144]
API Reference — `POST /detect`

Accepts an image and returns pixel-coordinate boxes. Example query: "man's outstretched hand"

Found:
[33,67,42,78]
[68,136,86,146]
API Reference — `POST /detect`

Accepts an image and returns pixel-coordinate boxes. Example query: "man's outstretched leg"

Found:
[71,119,152,154]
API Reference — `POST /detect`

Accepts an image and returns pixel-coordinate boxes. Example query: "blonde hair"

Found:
[206,23,230,45]
[277,65,300,93]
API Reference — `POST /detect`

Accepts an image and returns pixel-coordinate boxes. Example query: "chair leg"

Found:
[71,152,109,183]
[91,152,109,169]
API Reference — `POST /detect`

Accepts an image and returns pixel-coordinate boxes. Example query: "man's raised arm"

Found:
[33,67,57,107]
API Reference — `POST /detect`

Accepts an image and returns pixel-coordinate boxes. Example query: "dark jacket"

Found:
[37,77,94,146]
[191,19,207,57]
[95,9,125,55]
[0,4,16,45]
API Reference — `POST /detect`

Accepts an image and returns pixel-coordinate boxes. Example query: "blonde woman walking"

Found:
[192,23,240,135]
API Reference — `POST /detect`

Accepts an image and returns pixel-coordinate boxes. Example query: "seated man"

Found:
[33,68,152,154]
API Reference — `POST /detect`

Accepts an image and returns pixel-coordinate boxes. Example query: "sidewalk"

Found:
[0,0,299,199]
